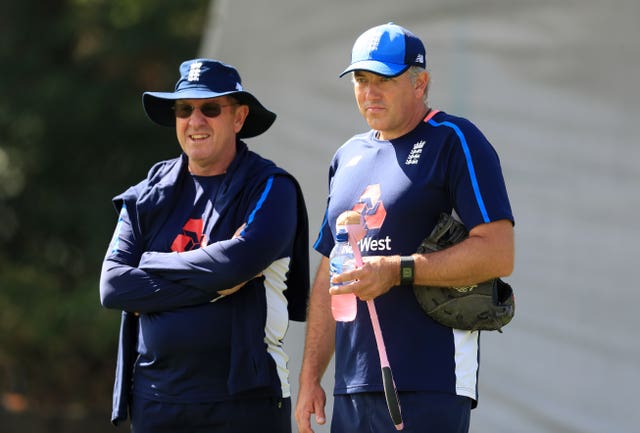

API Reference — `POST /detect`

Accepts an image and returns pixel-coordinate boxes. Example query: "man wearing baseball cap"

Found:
[100,58,309,433]
[296,23,514,433]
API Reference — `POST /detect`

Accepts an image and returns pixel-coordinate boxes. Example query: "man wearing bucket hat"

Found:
[295,23,514,433]
[100,58,309,433]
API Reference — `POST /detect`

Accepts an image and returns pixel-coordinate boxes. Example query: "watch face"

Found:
[401,256,414,285]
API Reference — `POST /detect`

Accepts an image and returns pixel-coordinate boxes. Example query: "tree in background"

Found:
[0,0,210,419]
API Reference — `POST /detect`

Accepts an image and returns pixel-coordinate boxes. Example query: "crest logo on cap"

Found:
[187,61,203,82]
[367,29,383,52]
[415,54,424,64]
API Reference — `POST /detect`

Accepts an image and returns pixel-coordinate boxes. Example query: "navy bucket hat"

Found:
[143,59,276,138]
[340,22,426,78]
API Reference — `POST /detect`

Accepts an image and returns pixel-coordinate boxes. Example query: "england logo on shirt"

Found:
[405,140,425,165]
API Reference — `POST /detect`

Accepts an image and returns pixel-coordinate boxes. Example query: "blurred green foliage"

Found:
[0,0,210,414]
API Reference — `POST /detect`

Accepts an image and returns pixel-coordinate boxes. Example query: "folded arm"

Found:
[138,176,297,291]
[99,205,216,313]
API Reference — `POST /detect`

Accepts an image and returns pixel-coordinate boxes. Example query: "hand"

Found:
[216,280,252,296]
[232,223,247,239]
[329,255,400,301]
[217,269,265,296]
[295,382,327,433]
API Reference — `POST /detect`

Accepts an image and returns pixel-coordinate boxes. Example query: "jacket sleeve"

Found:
[137,175,298,290]
[99,203,216,313]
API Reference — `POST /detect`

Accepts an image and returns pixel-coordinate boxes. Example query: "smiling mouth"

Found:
[189,134,210,140]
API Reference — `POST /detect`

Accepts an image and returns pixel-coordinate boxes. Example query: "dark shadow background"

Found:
[0,0,211,429]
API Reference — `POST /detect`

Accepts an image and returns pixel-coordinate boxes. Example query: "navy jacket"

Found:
[102,141,309,424]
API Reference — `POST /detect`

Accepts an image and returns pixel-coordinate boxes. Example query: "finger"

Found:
[328,282,356,295]
[314,401,326,425]
[331,267,360,285]
[217,273,264,296]
[217,285,240,296]
[295,410,314,433]
[233,223,247,238]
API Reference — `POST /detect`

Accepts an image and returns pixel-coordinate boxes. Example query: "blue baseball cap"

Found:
[143,59,276,138]
[340,23,426,78]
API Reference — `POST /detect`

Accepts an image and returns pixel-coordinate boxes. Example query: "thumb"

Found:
[314,403,326,425]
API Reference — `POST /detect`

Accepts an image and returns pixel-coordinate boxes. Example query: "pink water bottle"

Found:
[329,229,357,321]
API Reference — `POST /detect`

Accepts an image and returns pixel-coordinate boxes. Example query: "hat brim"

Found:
[339,60,410,78]
[142,89,276,138]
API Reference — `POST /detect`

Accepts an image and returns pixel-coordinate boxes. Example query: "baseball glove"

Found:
[413,213,515,332]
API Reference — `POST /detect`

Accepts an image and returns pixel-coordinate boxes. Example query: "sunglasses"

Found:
[173,102,238,119]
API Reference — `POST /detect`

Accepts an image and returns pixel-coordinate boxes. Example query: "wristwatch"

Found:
[400,256,415,286]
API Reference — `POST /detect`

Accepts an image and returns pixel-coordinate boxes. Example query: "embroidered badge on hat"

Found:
[187,61,203,81]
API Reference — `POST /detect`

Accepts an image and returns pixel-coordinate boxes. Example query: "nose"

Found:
[362,82,382,100]
[187,107,208,125]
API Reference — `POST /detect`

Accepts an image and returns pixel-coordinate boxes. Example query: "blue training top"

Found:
[314,110,513,403]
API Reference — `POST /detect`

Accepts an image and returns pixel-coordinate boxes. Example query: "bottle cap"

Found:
[335,230,348,242]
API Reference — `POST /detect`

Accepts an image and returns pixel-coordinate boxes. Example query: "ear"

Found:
[415,71,429,97]
[233,105,250,134]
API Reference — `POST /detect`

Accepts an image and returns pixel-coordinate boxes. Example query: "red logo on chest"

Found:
[171,218,208,252]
